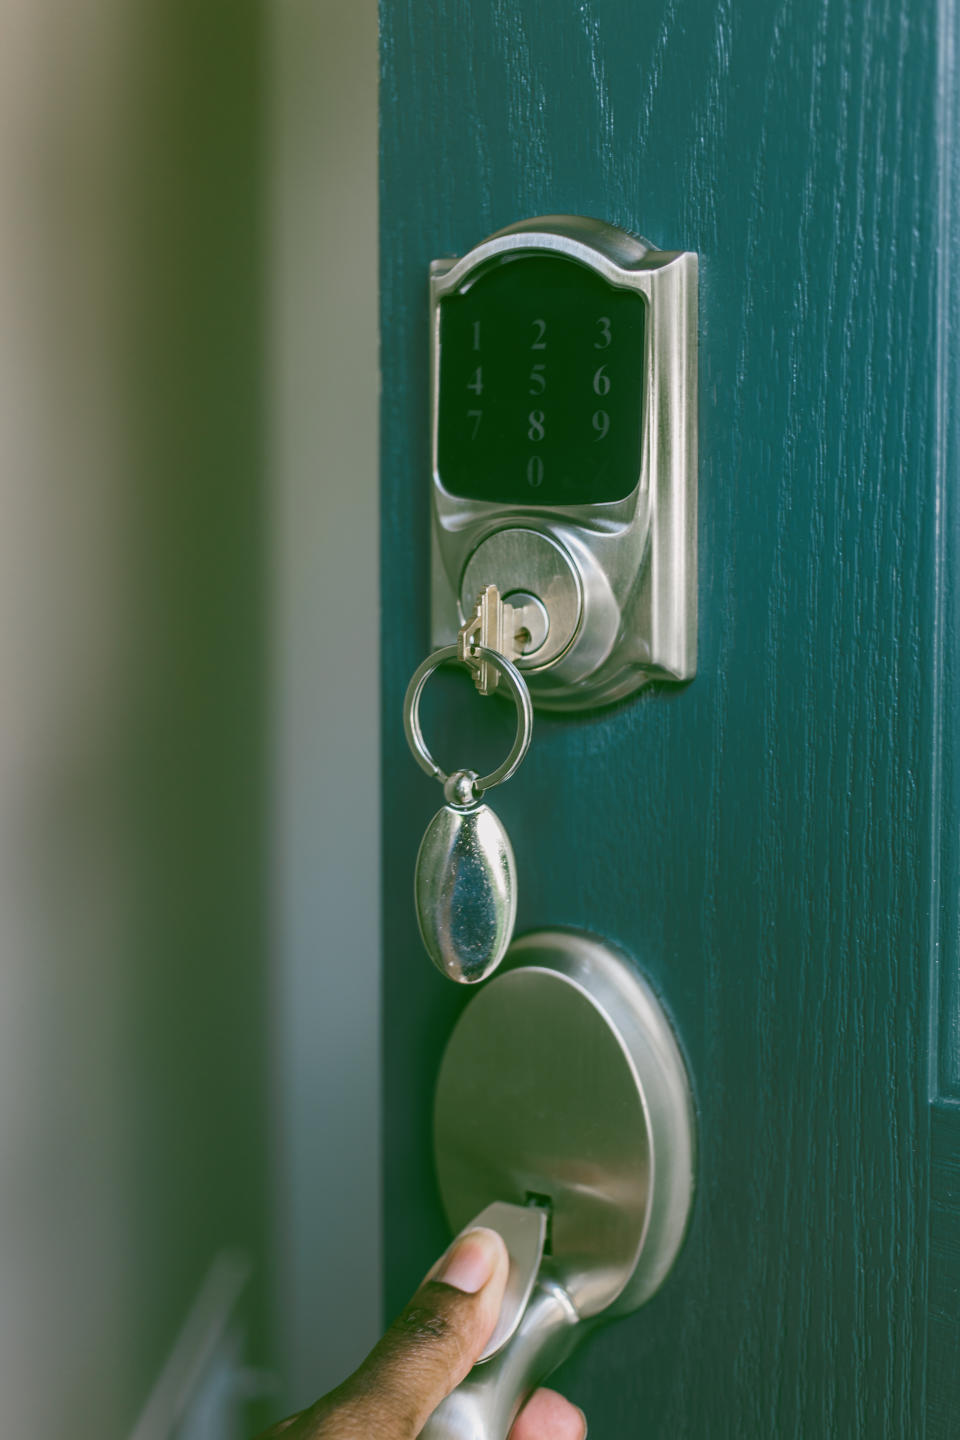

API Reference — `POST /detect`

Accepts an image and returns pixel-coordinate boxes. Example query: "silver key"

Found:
[458,584,520,695]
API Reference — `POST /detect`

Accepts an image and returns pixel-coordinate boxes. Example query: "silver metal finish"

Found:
[420,1279,580,1440]
[430,214,698,711]
[403,643,533,794]
[414,799,517,984]
[502,592,549,657]
[443,769,479,807]
[425,928,696,1436]
[459,530,582,672]
[458,584,521,694]
[465,1201,547,1363]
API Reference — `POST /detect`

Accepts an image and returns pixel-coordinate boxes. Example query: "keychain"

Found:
[403,591,533,984]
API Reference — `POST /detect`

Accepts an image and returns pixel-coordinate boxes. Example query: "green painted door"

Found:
[379,2,960,1433]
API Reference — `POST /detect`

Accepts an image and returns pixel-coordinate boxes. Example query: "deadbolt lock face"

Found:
[430,215,698,711]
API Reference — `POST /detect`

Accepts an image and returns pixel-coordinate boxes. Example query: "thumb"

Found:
[328,1226,509,1438]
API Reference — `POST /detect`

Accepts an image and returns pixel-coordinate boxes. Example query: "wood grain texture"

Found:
[935,0,960,1102]
[380,1,943,1433]
[929,6,960,1430]
[929,1105,960,1439]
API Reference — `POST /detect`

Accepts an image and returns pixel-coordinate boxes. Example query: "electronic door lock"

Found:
[422,929,696,1438]
[430,215,698,711]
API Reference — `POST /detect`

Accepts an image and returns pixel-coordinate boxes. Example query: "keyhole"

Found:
[505,592,549,657]
[524,1190,554,1255]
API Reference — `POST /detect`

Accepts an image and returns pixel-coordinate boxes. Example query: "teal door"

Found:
[379,2,960,1433]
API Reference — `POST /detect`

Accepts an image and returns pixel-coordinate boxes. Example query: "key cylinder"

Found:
[459,528,582,671]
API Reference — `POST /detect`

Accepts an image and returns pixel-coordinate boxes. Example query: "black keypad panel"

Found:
[437,253,646,505]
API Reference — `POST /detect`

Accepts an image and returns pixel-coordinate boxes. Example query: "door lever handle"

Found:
[466,1201,547,1363]
[421,1202,579,1440]
[423,929,698,1440]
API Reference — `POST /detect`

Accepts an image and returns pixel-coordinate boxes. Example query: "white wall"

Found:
[268,0,382,1413]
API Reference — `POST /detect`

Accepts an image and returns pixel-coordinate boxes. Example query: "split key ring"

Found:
[403,643,534,797]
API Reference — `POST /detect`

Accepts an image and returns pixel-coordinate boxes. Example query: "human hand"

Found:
[256,1226,586,1439]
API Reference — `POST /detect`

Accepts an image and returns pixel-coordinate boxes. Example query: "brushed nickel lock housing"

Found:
[430,215,698,711]
[422,928,697,1438]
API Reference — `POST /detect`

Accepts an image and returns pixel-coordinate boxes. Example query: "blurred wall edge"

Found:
[267,0,382,1416]
[0,2,269,1435]
[0,4,379,1431]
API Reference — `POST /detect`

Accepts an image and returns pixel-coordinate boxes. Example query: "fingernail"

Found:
[575,1406,588,1438]
[437,1226,502,1293]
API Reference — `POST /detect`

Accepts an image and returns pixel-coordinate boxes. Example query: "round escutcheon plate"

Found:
[433,928,696,1318]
